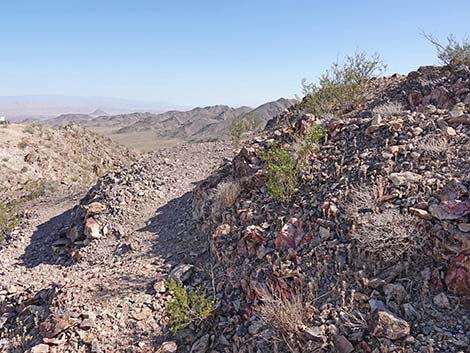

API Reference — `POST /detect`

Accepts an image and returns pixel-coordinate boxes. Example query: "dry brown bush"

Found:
[343,181,385,219]
[351,210,426,264]
[210,180,241,219]
[372,102,404,117]
[257,291,311,337]
[418,134,448,155]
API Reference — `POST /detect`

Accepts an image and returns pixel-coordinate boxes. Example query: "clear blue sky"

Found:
[1,0,469,108]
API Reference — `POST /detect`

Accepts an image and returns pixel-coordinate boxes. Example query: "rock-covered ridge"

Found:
[0,123,137,203]
[189,65,470,353]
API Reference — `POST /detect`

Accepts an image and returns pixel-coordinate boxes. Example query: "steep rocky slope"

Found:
[188,65,470,353]
[0,123,136,203]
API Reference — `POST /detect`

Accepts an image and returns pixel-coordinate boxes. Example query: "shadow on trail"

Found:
[141,191,210,268]
[139,190,215,347]
[21,207,74,268]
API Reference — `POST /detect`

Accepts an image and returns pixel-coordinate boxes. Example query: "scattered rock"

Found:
[389,172,421,186]
[369,309,410,340]
[156,341,178,353]
[29,344,50,353]
[433,292,451,309]
[169,264,194,283]
[190,334,210,353]
[333,335,354,353]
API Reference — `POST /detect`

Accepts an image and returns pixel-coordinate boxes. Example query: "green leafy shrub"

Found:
[261,123,326,202]
[0,202,21,242]
[165,279,214,335]
[261,144,298,202]
[423,33,470,68]
[228,112,261,148]
[302,52,386,116]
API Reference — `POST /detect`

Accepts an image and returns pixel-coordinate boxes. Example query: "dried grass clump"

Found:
[372,102,404,117]
[343,182,385,219]
[352,210,426,264]
[257,291,311,337]
[210,181,241,218]
[418,134,448,155]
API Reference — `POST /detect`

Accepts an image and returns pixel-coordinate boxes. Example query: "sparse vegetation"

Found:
[0,202,21,242]
[228,112,261,148]
[423,33,470,68]
[23,125,35,134]
[257,290,311,338]
[343,180,385,219]
[418,134,449,155]
[372,101,404,117]
[262,123,326,202]
[261,143,298,202]
[302,52,387,116]
[211,180,241,219]
[165,279,214,335]
[17,140,28,149]
[351,210,426,265]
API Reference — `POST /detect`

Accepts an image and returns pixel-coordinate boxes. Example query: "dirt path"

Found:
[0,142,232,353]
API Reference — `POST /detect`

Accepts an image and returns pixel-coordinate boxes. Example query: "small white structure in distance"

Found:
[0,116,7,124]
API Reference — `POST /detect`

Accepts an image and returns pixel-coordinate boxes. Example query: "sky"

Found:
[0,0,469,108]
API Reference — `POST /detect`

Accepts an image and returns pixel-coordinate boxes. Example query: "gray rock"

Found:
[333,335,354,353]
[190,334,210,353]
[169,264,194,282]
[156,341,178,353]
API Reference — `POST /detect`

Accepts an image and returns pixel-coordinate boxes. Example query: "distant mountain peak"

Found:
[90,109,108,117]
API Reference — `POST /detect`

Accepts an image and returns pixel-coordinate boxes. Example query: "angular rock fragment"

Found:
[369,309,410,340]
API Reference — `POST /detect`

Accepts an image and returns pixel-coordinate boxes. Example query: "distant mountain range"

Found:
[0,95,182,121]
[43,98,297,144]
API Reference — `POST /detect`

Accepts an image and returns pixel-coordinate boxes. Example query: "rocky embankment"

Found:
[0,123,136,203]
[189,65,470,353]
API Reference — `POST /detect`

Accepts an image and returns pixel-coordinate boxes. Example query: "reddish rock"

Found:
[274,218,311,249]
[237,225,266,256]
[445,250,470,306]
[429,200,470,220]
[408,90,423,108]
[410,207,432,220]
[333,335,354,353]
[369,309,410,340]
[84,217,101,240]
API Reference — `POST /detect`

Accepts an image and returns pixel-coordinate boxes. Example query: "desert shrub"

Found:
[228,112,261,148]
[211,180,241,219]
[165,279,214,335]
[25,180,47,200]
[0,202,21,242]
[23,125,35,135]
[261,143,298,202]
[351,210,426,265]
[423,33,470,68]
[302,52,386,116]
[296,123,327,165]
[257,290,311,337]
[262,123,326,202]
[372,102,404,117]
[343,181,385,219]
[17,140,28,149]
[418,134,448,155]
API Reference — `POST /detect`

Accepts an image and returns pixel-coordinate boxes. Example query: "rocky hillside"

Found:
[1,65,469,353]
[0,123,136,203]
[188,65,470,353]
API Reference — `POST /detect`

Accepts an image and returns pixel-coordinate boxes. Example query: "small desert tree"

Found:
[423,32,470,68]
[302,52,386,116]
[228,112,261,148]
